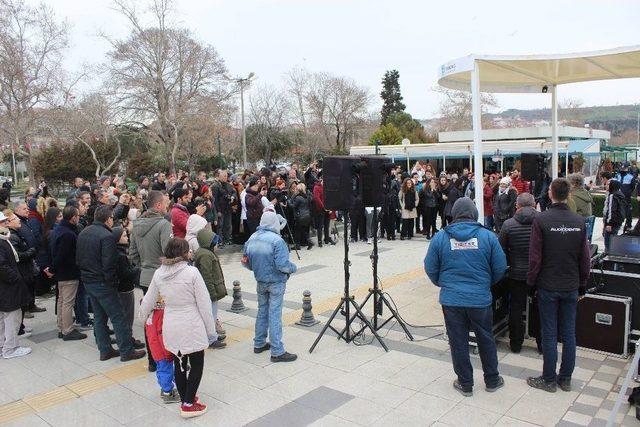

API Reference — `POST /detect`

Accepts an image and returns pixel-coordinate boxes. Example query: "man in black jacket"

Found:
[77,205,145,362]
[499,193,537,353]
[51,206,87,341]
[526,178,590,393]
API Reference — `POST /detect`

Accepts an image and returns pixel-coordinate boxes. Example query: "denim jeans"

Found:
[603,225,620,253]
[208,301,219,344]
[84,282,134,356]
[254,282,286,356]
[74,281,91,326]
[443,305,500,388]
[537,288,578,382]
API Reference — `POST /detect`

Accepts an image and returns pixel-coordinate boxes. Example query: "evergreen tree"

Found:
[380,70,406,125]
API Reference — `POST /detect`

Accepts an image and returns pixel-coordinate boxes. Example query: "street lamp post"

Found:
[226,72,256,169]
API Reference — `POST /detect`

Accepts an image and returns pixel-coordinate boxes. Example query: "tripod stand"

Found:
[275,202,300,260]
[356,207,414,340]
[309,211,389,353]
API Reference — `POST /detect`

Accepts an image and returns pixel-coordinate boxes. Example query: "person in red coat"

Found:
[145,299,179,403]
[312,176,335,247]
[511,169,530,195]
[483,175,495,230]
[171,188,192,239]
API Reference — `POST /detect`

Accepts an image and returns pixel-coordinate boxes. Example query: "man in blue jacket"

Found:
[243,209,297,363]
[425,197,507,397]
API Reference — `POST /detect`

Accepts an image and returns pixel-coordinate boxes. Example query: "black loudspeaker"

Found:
[359,155,390,207]
[323,156,359,210]
[520,153,540,181]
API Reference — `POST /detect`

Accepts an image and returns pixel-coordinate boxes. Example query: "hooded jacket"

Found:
[242,226,297,284]
[130,209,173,288]
[498,206,537,281]
[185,214,208,254]
[425,198,507,308]
[193,229,227,302]
[139,258,215,355]
[571,187,593,218]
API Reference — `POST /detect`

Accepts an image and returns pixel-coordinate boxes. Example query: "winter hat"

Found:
[451,197,479,223]
[111,226,125,243]
[186,214,208,236]
[260,210,281,233]
[500,177,511,186]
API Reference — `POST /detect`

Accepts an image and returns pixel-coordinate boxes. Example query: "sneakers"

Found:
[486,376,505,392]
[75,323,93,332]
[3,346,32,359]
[62,329,87,341]
[254,343,271,354]
[161,389,180,404]
[120,349,146,362]
[271,352,297,363]
[453,380,472,397]
[208,340,227,350]
[100,349,120,361]
[527,376,557,393]
[180,401,207,418]
[557,378,572,392]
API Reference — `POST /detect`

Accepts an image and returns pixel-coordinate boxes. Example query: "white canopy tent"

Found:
[438,45,640,219]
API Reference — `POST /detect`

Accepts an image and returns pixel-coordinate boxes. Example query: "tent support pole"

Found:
[471,60,484,221]
[552,84,559,179]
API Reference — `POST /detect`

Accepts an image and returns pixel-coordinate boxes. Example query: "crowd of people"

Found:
[0,156,638,417]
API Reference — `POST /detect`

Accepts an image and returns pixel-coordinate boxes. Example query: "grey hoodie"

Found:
[129,209,173,288]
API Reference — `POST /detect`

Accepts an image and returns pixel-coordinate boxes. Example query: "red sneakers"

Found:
[180,401,207,418]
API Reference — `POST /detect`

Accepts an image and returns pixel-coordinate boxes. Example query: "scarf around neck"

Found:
[0,227,19,262]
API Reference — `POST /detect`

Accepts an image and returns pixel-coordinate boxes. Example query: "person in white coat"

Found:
[139,238,215,419]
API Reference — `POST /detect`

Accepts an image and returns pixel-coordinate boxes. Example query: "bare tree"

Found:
[246,85,292,164]
[432,86,499,132]
[284,66,310,132]
[104,0,229,173]
[44,93,124,179]
[305,73,370,152]
[0,0,69,182]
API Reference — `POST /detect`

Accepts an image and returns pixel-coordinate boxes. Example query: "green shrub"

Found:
[592,194,638,218]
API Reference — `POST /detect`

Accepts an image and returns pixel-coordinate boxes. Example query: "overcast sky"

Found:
[40,0,640,119]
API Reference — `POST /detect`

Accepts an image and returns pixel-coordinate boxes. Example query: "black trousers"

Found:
[384,210,397,238]
[350,212,366,241]
[173,350,204,405]
[507,278,528,348]
[314,211,330,243]
[401,218,414,238]
[439,206,448,228]
[424,206,438,235]
[295,220,310,247]
[415,209,422,233]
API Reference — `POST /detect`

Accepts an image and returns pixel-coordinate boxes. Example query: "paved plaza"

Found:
[0,222,638,426]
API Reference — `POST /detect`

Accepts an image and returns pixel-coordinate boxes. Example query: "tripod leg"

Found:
[309,298,344,353]
[380,294,414,340]
[348,298,389,352]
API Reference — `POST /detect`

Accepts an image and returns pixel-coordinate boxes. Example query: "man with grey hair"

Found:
[499,192,537,353]
[567,173,593,218]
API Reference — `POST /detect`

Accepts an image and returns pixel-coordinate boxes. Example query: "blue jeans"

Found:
[254,282,286,357]
[603,225,620,253]
[208,301,219,344]
[442,305,500,388]
[537,288,578,382]
[74,282,90,326]
[84,282,134,356]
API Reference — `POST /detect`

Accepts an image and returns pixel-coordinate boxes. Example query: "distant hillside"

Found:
[422,104,639,146]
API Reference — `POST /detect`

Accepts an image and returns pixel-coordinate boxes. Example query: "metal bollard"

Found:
[228,280,248,313]
[296,290,319,326]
